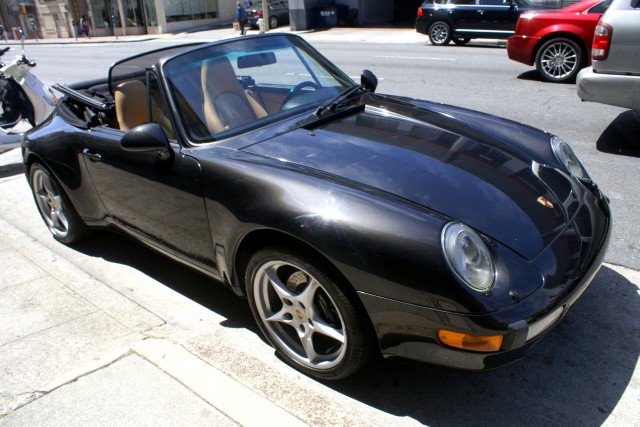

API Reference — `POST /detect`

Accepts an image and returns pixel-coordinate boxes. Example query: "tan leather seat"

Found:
[201,57,267,134]
[114,80,147,131]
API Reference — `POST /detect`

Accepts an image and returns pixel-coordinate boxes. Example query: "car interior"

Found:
[51,37,350,145]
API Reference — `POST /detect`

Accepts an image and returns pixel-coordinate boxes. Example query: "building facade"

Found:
[0,0,425,40]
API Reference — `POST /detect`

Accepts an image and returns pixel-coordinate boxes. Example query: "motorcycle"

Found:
[0,28,56,154]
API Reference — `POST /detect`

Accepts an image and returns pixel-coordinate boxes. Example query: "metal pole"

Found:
[107,0,118,39]
[262,0,268,32]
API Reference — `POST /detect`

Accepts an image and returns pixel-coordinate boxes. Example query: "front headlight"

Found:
[441,223,495,293]
[550,136,588,180]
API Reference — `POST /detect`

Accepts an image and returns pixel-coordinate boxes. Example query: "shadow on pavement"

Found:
[515,70,584,85]
[71,232,638,425]
[596,110,640,157]
[72,231,257,331]
[0,162,22,179]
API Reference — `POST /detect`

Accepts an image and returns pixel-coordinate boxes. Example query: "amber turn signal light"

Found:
[438,330,503,352]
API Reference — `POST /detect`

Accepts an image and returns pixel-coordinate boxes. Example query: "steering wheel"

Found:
[281,81,320,110]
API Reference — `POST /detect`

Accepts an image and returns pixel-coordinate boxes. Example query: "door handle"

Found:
[82,148,102,161]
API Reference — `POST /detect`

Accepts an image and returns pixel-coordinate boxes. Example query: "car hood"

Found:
[243,96,579,260]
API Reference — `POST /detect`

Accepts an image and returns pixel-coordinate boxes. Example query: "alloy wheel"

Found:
[537,39,582,83]
[252,259,348,371]
[32,168,70,239]
[429,22,451,46]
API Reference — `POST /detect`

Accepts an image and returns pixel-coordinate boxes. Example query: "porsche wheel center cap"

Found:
[293,307,307,322]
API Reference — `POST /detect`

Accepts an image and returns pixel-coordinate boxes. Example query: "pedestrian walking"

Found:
[80,15,91,38]
[235,2,248,36]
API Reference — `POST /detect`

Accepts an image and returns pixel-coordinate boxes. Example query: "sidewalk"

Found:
[0,25,440,46]
[0,151,297,426]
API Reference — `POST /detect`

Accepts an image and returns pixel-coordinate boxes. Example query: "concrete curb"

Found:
[133,338,306,427]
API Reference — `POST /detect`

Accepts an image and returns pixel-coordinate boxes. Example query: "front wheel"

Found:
[29,162,88,244]
[535,38,583,83]
[269,15,278,28]
[246,247,374,380]
[428,21,452,46]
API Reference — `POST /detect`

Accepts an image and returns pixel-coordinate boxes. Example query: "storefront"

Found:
[86,0,224,36]
[16,0,423,40]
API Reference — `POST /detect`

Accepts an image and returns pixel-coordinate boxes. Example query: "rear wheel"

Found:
[428,21,452,46]
[246,247,374,380]
[269,15,278,28]
[535,38,583,83]
[29,162,88,244]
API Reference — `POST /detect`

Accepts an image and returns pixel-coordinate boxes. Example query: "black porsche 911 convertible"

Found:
[21,34,611,380]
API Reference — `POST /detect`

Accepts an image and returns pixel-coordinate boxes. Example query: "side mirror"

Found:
[361,69,378,93]
[121,123,173,160]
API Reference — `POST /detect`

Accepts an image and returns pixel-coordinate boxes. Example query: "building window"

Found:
[165,0,217,22]
[124,0,144,27]
[143,0,158,26]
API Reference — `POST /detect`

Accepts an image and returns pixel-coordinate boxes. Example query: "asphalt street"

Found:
[0,26,639,426]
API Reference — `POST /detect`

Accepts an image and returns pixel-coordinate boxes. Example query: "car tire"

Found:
[269,16,278,28]
[453,37,470,46]
[246,247,374,380]
[535,38,583,83]
[29,162,88,244]
[428,21,452,46]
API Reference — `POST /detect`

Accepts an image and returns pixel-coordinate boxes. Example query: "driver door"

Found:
[81,72,215,268]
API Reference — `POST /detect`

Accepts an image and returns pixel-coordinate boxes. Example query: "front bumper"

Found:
[359,189,611,370]
[507,35,539,66]
[577,67,640,111]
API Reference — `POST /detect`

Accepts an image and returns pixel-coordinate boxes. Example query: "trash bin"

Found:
[335,5,350,26]
[315,6,337,28]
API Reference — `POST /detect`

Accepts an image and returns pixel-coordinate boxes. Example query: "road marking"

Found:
[374,55,456,61]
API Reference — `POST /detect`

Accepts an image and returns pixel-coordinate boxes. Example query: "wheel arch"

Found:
[24,151,46,174]
[234,229,349,298]
[533,32,589,67]
[232,228,380,348]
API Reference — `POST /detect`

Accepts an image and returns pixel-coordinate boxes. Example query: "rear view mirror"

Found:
[237,52,277,69]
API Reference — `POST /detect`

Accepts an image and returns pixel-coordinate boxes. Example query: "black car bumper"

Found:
[359,194,611,370]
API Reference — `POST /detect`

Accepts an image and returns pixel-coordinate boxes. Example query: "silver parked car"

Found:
[576,0,640,110]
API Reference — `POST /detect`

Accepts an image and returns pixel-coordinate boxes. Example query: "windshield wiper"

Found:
[314,84,362,117]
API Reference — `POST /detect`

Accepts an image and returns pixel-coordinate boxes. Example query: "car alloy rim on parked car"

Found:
[538,39,580,82]
[251,259,347,371]
[429,22,451,45]
[31,168,70,239]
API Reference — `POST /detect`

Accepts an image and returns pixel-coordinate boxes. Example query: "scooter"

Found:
[0,28,56,154]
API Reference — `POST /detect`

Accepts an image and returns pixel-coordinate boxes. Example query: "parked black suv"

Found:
[416,0,547,46]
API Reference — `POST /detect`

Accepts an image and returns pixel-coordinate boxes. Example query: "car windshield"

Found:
[161,34,354,143]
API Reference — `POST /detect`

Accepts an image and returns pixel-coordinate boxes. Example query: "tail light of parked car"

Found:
[417,7,423,17]
[592,22,613,60]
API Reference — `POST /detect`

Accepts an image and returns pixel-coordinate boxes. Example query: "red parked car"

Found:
[507,0,612,83]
